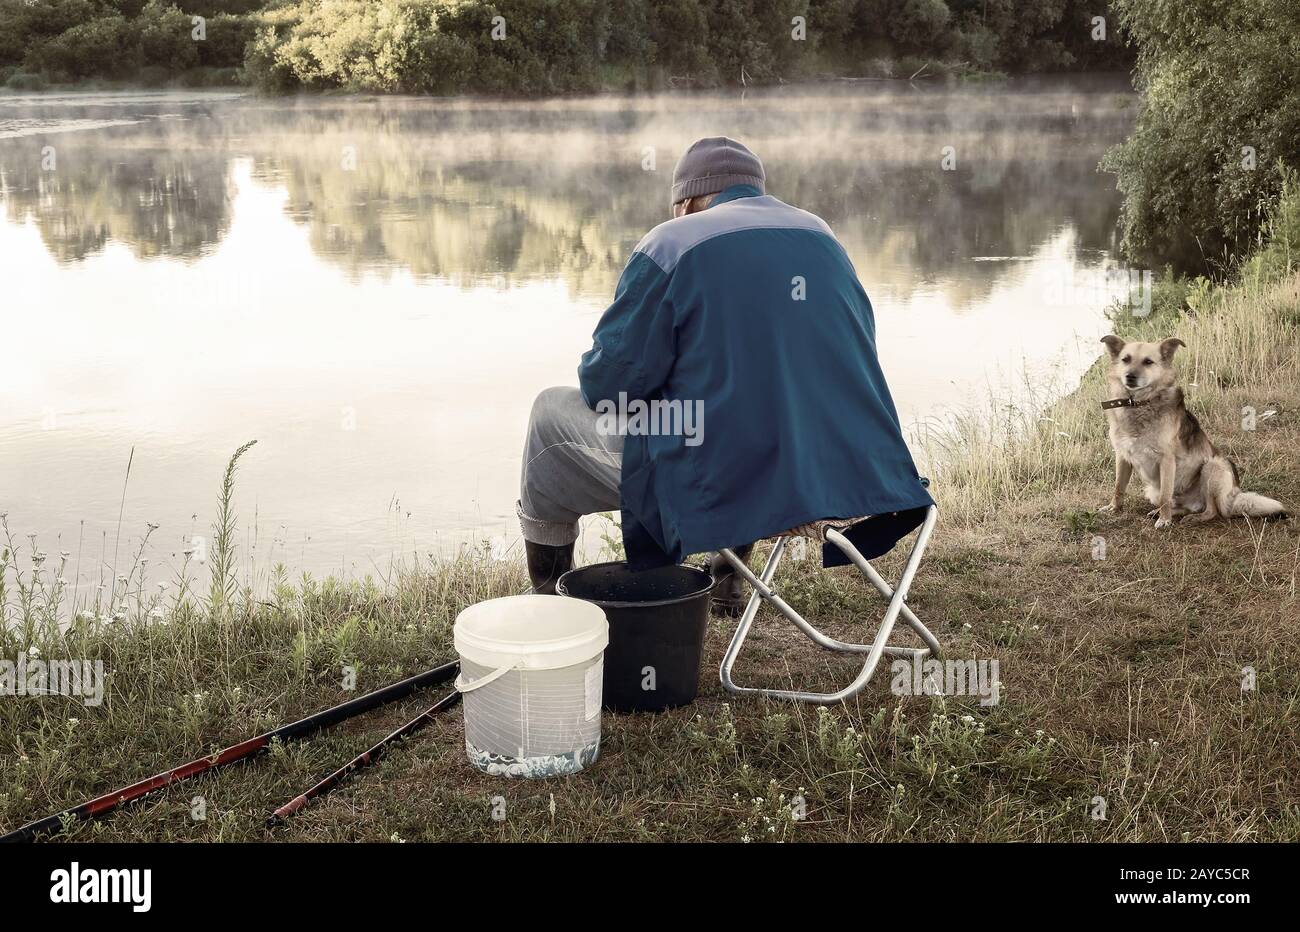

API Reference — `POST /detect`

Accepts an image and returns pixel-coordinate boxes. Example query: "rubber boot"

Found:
[525,540,574,595]
[709,542,754,618]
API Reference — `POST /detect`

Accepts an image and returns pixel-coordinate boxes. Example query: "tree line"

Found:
[2,0,1130,93]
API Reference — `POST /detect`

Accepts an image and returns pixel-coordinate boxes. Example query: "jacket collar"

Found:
[710,184,764,207]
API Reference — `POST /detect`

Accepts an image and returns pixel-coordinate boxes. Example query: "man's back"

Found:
[579,184,932,568]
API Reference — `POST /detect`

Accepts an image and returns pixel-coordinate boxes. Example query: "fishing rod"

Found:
[0,659,460,843]
[266,687,461,828]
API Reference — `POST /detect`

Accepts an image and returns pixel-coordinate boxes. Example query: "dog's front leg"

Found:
[1153,452,1177,529]
[1100,457,1132,513]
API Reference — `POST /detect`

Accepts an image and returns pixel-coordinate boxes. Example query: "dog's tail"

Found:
[1227,489,1289,519]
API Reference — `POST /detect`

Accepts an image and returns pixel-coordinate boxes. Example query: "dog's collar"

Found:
[1101,396,1151,410]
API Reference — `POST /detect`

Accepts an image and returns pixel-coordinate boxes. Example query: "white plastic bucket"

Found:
[453,594,608,777]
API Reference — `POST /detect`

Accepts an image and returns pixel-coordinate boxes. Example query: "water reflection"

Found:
[0,79,1133,581]
[2,81,1131,295]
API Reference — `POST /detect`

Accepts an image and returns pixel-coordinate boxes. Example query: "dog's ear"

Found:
[1100,335,1125,358]
[1159,337,1186,361]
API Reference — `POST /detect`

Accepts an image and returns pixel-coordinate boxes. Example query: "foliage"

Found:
[197,12,257,67]
[138,1,200,71]
[1102,0,1300,275]
[22,13,143,80]
[0,0,1133,90]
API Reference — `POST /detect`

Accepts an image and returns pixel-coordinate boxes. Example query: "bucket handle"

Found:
[453,663,515,693]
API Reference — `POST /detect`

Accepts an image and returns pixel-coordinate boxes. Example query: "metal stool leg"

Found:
[826,527,942,659]
[719,505,940,704]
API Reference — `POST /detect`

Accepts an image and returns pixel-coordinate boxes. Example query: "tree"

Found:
[138,2,200,71]
[25,14,142,79]
[1103,0,1300,274]
[888,0,952,55]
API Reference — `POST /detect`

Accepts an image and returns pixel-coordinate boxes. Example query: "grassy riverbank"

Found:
[2,192,1298,843]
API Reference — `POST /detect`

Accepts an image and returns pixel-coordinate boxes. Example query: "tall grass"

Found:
[208,440,257,621]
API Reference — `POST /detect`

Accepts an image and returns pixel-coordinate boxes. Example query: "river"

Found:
[0,76,1135,587]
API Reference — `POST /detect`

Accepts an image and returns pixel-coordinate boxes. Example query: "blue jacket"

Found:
[579,185,933,570]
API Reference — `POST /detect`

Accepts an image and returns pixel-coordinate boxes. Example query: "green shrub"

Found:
[0,0,104,66]
[408,30,479,94]
[138,2,200,71]
[646,0,715,78]
[889,0,952,54]
[24,15,142,81]
[1103,0,1300,275]
[5,71,48,91]
[3,0,1139,92]
[197,12,257,68]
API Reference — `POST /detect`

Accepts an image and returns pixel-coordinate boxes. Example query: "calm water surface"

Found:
[0,78,1135,584]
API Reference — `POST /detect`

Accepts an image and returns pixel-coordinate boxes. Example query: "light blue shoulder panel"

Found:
[633,196,837,274]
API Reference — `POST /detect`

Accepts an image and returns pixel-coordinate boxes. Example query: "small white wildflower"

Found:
[27,645,40,658]
[67,718,79,727]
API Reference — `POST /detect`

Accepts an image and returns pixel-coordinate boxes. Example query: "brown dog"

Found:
[1098,335,1287,528]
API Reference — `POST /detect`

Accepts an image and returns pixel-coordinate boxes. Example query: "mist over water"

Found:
[0,77,1134,582]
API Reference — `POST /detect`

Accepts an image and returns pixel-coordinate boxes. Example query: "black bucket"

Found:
[556,561,715,713]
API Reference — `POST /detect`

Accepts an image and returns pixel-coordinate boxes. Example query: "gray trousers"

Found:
[517,386,623,546]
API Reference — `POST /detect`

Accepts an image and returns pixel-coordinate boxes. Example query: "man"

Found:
[517,137,932,611]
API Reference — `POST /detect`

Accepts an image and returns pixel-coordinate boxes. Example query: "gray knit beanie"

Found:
[671,136,765,206]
